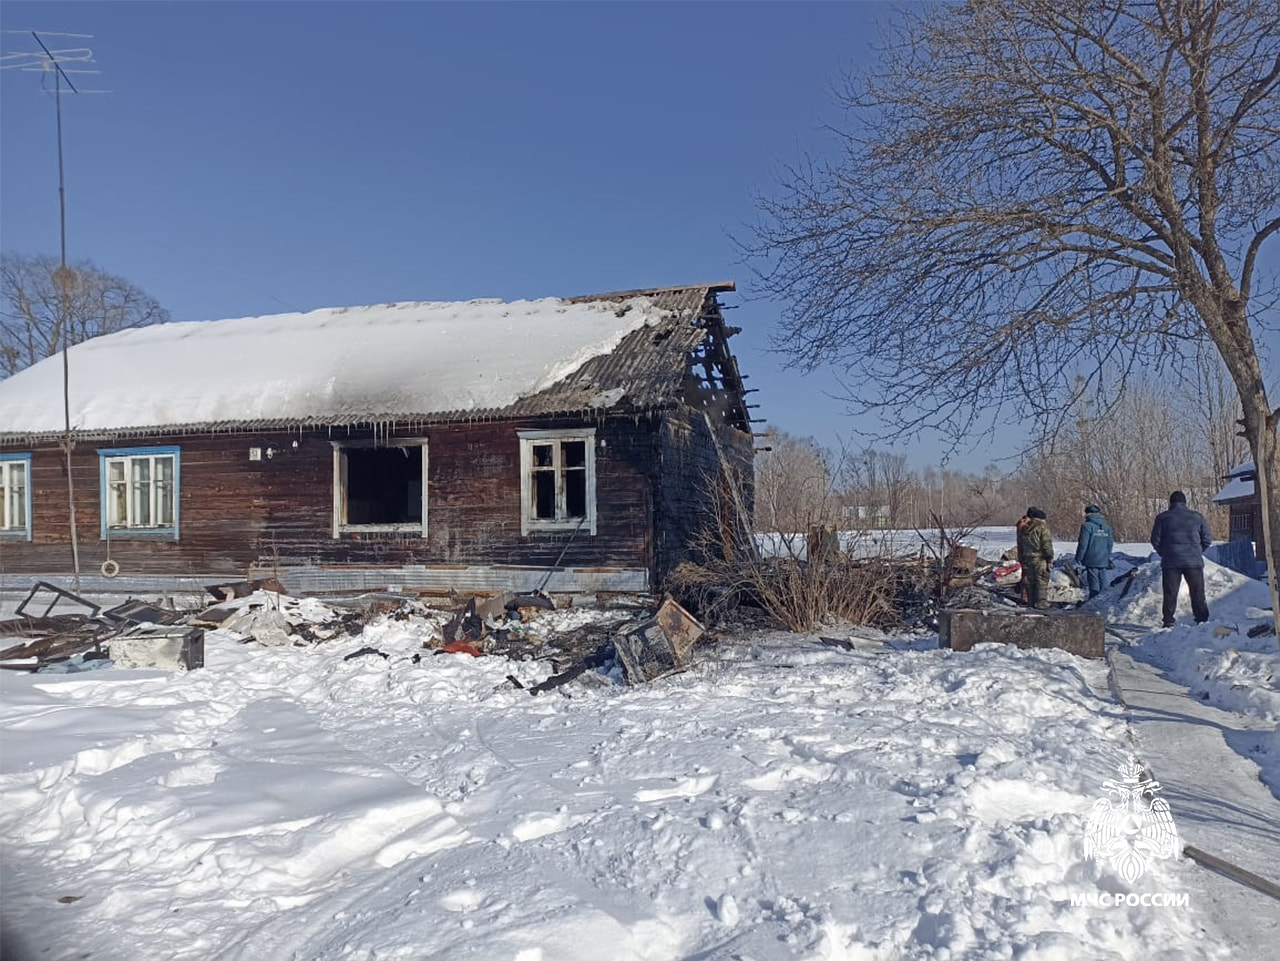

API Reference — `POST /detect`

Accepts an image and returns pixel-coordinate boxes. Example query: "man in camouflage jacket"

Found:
[1017,507,1055,609]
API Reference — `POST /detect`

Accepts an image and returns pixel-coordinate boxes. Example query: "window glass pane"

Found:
[533,472,556,519]
[132,459,152,527]
[0,463,20,529]
[107,460,127,528]
[109,480,127,527]
[1,465,14,529]
[532,444,554,468]
[133,485,152,526]
[562,441,586,468]
[12,464,26,528]
[156,481,174,526]
[565,470,586,518]
[155,456,175,525]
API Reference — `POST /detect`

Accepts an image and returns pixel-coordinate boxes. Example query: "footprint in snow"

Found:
[634,774,718,802]
[440,888,484,912]
[510,809,574,841]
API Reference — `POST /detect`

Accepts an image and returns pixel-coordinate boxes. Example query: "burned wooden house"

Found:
[0,283,754,596]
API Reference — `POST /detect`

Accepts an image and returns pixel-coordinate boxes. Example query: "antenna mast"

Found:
[2,30,106,590]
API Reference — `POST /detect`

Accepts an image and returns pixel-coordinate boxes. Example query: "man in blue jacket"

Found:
[1074,505,1114,599]
[1150,490,1213,628]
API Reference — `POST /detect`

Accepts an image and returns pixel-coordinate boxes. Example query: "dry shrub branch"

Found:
[669,465,901,633]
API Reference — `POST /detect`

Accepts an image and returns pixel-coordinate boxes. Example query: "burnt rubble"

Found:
[0,578,709,688]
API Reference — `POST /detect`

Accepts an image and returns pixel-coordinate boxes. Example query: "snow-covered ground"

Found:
[1096,560,1280,796]
[756,524,1155,566]
[2,561,1276,960]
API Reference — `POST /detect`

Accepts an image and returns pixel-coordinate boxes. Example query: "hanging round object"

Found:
[100,559,120,578]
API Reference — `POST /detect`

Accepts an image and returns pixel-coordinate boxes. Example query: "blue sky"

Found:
[0,1,1010,471]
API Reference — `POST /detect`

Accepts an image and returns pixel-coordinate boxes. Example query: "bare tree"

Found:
[840,447,916,528]
[1186,346,1251,485]
[1024,380,1220,540]
[753,427,839,532]
[1,253,169,377]
[747,0,1280,626]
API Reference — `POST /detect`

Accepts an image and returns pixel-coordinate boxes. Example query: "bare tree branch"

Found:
[743,0,1280,632]
[1,253,170,378]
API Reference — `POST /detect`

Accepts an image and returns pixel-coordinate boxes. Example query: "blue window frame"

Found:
[0,453,33,541]
[98,446,180,540]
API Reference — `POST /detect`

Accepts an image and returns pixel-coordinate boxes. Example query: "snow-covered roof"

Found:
[1213,461,1256,503]
[0,287,733,440]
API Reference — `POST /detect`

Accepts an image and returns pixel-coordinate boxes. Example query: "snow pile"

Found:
[0,296,671,435]
[0,616,1226,960]
[1103,559,1276,715]
[1102,559,1278,794]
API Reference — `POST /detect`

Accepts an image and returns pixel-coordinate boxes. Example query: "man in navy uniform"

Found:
[1150,490,1213,628]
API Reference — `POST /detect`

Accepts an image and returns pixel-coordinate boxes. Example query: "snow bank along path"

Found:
[0,601,1233,961]
[1107,650,1280,959]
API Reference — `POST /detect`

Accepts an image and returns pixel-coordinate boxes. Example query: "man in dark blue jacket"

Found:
[1074,505,1114,599]
[1150,491,1213,628]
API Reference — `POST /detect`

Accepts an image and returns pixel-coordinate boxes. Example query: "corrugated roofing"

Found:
[0,283,738,443]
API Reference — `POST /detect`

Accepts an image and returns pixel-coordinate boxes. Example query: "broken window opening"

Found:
[334,441,427,535]
[518,429,596,535]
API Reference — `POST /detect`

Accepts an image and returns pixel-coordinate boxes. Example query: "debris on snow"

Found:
[13,580,101,619]
[614,595,704,684]
[101,599,187,627]
[439,641,484,657]
[192,590,359,647]
[218,603,294,647]
[204,577,289,602]
[939,608,1105,658]
[441,597,485,644]
[108,626,205,672]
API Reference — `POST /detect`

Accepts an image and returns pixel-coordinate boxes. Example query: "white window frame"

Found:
[98,447,180,539]
[331,439,428,537]
[518,428,597,536]
[0,453,32,541]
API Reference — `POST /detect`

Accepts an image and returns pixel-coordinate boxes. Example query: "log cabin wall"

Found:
[0,416,657,581]
[1229,500,1266,561]
[652,406,755,582]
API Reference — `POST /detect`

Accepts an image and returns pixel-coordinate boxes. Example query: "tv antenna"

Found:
[2,30,110,589]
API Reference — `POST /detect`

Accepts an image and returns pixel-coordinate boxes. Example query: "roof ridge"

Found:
[564,281,735,302]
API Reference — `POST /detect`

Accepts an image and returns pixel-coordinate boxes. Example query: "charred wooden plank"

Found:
[0,633,103,663]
